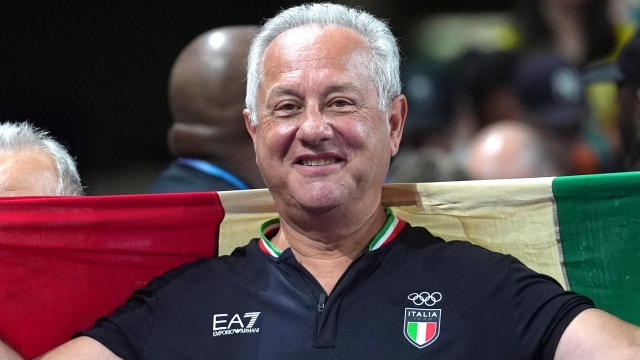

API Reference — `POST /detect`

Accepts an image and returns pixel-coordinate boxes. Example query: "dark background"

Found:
[1,1,510,194]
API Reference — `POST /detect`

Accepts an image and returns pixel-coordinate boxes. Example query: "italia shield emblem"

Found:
[404,308,441,348]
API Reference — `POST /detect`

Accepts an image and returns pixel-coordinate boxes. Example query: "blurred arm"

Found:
[35,337,121,360]
[0,340,23,360]
[555,308,640,360]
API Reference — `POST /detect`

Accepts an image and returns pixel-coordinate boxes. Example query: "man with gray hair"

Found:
[0,122,83,196]
[39,4,639,359]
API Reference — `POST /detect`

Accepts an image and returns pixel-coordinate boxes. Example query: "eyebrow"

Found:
[265,87,296,98]
[265,82,365,100]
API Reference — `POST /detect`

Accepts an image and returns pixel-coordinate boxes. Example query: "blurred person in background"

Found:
[513,0,625,156]
[398,61,452,150]
[149,26,265,193]
[612,31,640,170]
[387,146,468,183]
[0,121,83,196]
[585,31,640,170]
[391,50,525,183]
[466,120,567,180]
[439,49,612,177]
[514,0,617,67]
[513,52,616,174]
[387,62,468,183]
[442,50,527,175]
[449,50,524,134]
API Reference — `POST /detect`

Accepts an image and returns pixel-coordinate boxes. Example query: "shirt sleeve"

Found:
[76,257,211,360]
[508,256,595,359]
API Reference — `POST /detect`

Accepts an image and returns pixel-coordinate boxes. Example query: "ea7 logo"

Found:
[212,312,261,337]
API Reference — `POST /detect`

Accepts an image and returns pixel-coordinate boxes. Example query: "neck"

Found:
[201,147,264,188]
[272,204,387,294]
[169,123,265,188]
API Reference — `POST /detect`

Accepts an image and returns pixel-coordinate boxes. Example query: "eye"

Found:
[273,101,302,117]
[328,98,354,109]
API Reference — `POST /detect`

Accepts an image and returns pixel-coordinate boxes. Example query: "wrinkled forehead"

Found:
[260,25,372,81]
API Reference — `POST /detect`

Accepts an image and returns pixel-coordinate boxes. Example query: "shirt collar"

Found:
[258,208,406,257]
[176,158,250,190]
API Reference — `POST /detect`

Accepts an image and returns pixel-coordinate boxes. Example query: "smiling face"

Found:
[245,25,405,217]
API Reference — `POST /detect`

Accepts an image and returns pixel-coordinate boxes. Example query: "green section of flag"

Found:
[407,322,418,341]
[553,172,640,325]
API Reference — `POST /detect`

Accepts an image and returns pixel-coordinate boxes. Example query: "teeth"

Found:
[302,158,337,166]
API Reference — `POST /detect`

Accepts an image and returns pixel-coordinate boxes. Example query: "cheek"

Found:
[339,112,378,142]
[348,116,390,154]
[256,121,298,159]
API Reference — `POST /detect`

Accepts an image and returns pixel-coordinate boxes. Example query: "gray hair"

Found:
[245,3,401,126]
[0,122,84,195]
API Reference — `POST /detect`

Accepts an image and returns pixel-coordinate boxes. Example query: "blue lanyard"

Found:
[177,158,250,190]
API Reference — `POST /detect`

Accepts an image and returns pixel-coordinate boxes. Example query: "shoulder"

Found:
[390,223,567,289]
[149,162,239,193]
[136,239,266,297]
[393,222,511,267]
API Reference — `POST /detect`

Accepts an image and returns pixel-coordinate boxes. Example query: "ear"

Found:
[244,109,257,143]
[387,94,407,157]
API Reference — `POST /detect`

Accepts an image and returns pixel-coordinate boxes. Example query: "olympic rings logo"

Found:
[407,292,442,306]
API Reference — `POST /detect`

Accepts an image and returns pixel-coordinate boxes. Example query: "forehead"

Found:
[261,25,371,81]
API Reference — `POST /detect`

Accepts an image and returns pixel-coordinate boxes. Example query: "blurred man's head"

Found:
[167,26,264,188]
[0,122,83,196]
[168,26,257,152]
[466,120,564,180]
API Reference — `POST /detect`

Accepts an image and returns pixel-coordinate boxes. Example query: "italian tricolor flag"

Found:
[407,322,437,345]
[1,172,639,359]
[383,172,640,329]
[218,173,639,329]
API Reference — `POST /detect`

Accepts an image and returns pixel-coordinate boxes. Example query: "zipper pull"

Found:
[317,293,326,313]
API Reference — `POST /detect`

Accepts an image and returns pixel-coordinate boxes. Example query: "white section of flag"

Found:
[415,322,427,345]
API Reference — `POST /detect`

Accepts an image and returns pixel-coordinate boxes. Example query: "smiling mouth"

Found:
[301,158,340,166]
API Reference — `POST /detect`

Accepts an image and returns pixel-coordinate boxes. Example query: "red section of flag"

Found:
[0,192,224,359]
[425,322,437,342]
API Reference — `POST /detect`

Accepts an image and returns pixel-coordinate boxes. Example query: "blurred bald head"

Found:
[167,25,264,188]
[466,120,563,180]
[169,26,256,156]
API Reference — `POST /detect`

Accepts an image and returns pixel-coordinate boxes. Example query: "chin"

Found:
[296,194,342,214]
[290,185,348,214]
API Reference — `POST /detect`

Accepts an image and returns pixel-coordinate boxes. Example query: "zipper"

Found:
[287,250,371,348]
[317,293,326,313]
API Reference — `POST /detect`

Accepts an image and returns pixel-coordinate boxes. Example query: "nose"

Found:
[296,106,333,146]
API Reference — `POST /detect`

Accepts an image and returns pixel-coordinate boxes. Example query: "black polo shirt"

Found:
[81,215,593,359]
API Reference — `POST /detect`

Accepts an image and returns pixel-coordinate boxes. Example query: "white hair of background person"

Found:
[0,121,83,195]
[245,2,401,126]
